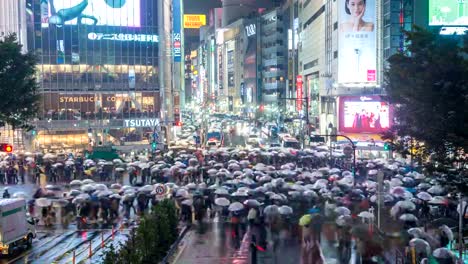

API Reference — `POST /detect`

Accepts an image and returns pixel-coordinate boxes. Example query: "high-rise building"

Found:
[24,0,165,149]
[0,0,28,51]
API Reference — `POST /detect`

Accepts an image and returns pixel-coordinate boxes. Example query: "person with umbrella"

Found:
[2,188,10,198]
[136,193,149,216]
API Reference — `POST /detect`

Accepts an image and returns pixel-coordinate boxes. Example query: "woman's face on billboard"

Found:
[348,0,365,17]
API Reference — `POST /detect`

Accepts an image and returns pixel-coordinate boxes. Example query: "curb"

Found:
[160,225,191,264]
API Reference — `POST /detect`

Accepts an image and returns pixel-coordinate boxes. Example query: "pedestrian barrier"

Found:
[72,250,76,264]
[160,225,191,264]
[89,240,92,258]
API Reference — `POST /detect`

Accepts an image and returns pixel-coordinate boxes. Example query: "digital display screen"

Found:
[429,0,468,26]
[339,96,391,133]
[41,0,141,27]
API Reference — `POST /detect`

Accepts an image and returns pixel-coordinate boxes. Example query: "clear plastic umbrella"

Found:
[94,184,108,191]
[81,184,96,193]
[396,200,416,211]
[215,197,231,207]
[82,179,95,185]
[139,185,153,193]
[335,207,351,216]
[439,225,454,241]
[228,202,244,212]
[214,188,229,195]
[399,213,418,222]
[182,199,193,206]
[263,205,279,215]
[110,183,122,190]
[408,227,425,238]
[427,185,444,195]
[70,180,82,187]
[409,238,431,255]
[416,192,432,201]
[176,189,189,198]
[358,211,374,219]
[278,205,293,215]
[244,199,261,207]
[109,194,121,200]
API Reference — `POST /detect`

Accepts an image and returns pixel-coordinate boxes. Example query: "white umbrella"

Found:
[214,188,229,195]
[408,227,425,238]
[215,197,231,207]
[110,183,122,190]
[335,207,351,216]
[358,211,374,219]
[70,180,82,187]
[427,185,444,195]
[429,196,447,205]
[115,168,125,172]
[409,238,431,255]
[68,189,82,197]
[244,199,261,207]
[278,205,293,215]
[97,190,113,198]
[36,198,51,207]
[182,199,193,206]
[416,192,432,201]
[81,184,96,193]
[176,188,189,198]
[43,153,56,159]
[396,200,416,211]
[13,192,28,199]
[263,205,279,215]
[139,185,153,193]
[228,202,244,211]
[52,199,69,208]
[94,184,108,191]
[399,213,418,222]
[82,179,95,184]
[439,225,454,241]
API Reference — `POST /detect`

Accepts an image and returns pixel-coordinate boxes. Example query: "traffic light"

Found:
[384,142,392,151]
[151,142,157,150]
[174,121,182,127]
[0,143,13,153]
[31,129,37,136]
[259,105,265,112]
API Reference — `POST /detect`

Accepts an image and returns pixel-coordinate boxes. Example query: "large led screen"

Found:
[339,96,392,133]
[338,0,377,84]
[429,0,468,26]
[41,0,141,27]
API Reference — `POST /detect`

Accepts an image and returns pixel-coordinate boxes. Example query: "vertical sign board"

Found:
[338,0,377,84]
[296,75,303,111]
[173,0,182,62]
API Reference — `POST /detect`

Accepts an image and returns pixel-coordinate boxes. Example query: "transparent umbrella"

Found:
[416,192,432,201]
[176,189,189,198]
[335,206,351,216]
[215,197,231,207]
[244,199,261,207]
[263,205,279,215]
[399,213,418,222]
[278,205,293,215]
[70,180,83,187]
[358,211,374,219]
[214,188,229,195]
[13,192,28,199]
[396,200,416,211]
[409,238,431,255]
[82,179,95,185]
[228,202,244,212]
[432,248,453,259]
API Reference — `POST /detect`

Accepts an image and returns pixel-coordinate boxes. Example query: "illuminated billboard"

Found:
[41,0,141,27]
[339,96,392,133]
[429,0,468,26]
[183,14,206,29]
[338,0,377,84]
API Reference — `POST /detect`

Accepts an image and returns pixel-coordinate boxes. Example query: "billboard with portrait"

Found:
[429,0,468,26]
[339,96,392,133]
[338,0,377,84]
[41,0,141,27]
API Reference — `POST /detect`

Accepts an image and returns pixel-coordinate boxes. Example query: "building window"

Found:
[334,22,338,30]
[333,51,338,59]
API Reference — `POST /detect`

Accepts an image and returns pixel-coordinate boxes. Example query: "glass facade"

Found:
[26,0,160,124]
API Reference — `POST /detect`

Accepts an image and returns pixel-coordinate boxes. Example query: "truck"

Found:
[0,199,37,255]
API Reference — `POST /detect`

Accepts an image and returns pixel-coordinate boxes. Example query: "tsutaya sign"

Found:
[124,119,160,128]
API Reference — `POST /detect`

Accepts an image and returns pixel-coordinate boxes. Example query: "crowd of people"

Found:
[0,145,464,263]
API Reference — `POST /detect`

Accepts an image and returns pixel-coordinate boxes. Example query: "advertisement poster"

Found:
[339,96,392,133]
[42,0,141,27]
[429,0,468,26]
[338,0,377,84]
[173,0,182,62]
[183,14,206,29]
